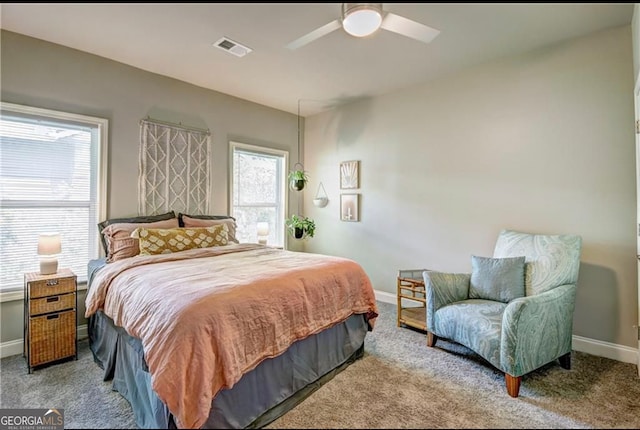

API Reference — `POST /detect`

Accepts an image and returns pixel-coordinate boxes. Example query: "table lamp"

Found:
[38,233,61,275]
[256,222,269,245]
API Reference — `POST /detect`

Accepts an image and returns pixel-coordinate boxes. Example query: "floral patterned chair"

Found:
[423,229,582,397]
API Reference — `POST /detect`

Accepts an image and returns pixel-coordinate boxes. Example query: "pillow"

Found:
[179,214,239,244]
[132,224,230,255]
[101,218,179,263]
[98,211,176,254]
[178,213,234,226]
[469,255,526,303]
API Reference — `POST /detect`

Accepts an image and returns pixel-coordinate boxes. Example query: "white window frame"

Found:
[0,102,108,302]
[229,141,288,248]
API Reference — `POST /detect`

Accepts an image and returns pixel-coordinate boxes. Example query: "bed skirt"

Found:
[88,310,368,429]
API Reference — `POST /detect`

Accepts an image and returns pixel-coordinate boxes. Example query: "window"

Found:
[230,142,287,248]
[0,102,107,294]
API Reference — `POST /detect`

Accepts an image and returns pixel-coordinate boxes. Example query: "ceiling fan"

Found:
[286,3,440,50]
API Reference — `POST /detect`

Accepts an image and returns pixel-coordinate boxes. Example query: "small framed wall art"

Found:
[340,193,359,222]
[340,160,359,189]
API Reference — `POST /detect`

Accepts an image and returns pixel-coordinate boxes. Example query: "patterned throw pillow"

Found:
[132,224,230,255]
[180,214,240,244]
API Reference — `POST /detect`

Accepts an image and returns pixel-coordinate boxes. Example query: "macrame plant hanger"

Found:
[297,99,302,170]
[290,99,308,198]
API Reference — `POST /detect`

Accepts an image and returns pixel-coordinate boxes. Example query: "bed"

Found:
[85,239,378,429]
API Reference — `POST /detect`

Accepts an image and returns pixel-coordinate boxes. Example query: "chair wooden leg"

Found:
[427,332,437,347]
[505,374,521,397]
[559,352,571,369]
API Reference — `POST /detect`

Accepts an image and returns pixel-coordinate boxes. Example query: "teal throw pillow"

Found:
[469,255,525,303]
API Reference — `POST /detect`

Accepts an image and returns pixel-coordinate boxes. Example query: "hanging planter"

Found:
[288,163,309,191]
[286,214,316,239]
[313,182,329,208]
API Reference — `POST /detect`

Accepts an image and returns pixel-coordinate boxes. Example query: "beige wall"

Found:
[0,30,302,343]
[303,26,638,348]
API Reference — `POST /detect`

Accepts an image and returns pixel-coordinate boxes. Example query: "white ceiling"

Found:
[0,3,634,116]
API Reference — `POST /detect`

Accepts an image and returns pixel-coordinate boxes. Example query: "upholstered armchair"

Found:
[423,229,582,397]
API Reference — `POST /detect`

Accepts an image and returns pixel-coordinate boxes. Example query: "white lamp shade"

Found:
[342,6,382,37]
[38,233,60,275]
[37,233,61,255]
[256,222,270,236]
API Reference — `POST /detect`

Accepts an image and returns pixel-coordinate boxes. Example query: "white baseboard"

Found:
[1,324,88,359]
[78,323,88,340]
[572,335,638,365]
[374,289,638,366]
[0,339,23,360]
[375,290,397,304]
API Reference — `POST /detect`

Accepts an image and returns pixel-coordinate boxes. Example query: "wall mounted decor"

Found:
[340,193,359,222]
[139,117,211,215]
[340,160,359,189]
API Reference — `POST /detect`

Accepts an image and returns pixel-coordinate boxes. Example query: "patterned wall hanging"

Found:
[138,118,211,216]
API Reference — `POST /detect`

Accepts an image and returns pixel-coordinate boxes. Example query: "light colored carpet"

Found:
[270,302,640,429]
[1,301,639,429]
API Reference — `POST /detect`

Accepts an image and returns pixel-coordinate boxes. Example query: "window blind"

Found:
[0,109,102,291]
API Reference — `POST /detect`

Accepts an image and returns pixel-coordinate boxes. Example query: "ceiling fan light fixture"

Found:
[342,3,383,38]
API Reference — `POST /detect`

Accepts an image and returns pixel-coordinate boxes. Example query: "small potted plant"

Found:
[285,214,316,239]
[288,168,309,191]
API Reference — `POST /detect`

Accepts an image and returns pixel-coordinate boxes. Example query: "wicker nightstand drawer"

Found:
[28,310,76,368]
[29,293,75,316]
[27,272,76,299]
[24,269,78,373]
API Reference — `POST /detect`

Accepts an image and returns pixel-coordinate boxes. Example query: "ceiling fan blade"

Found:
[381,12,440,44]
[286,19,342,50]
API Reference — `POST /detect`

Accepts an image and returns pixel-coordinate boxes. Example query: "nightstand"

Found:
[23,268,77,373]
[397,269,428,331]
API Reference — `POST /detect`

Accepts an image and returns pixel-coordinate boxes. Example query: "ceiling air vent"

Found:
[214,37,252,58]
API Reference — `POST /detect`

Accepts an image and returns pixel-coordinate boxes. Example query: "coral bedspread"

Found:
[85,243,378,429]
